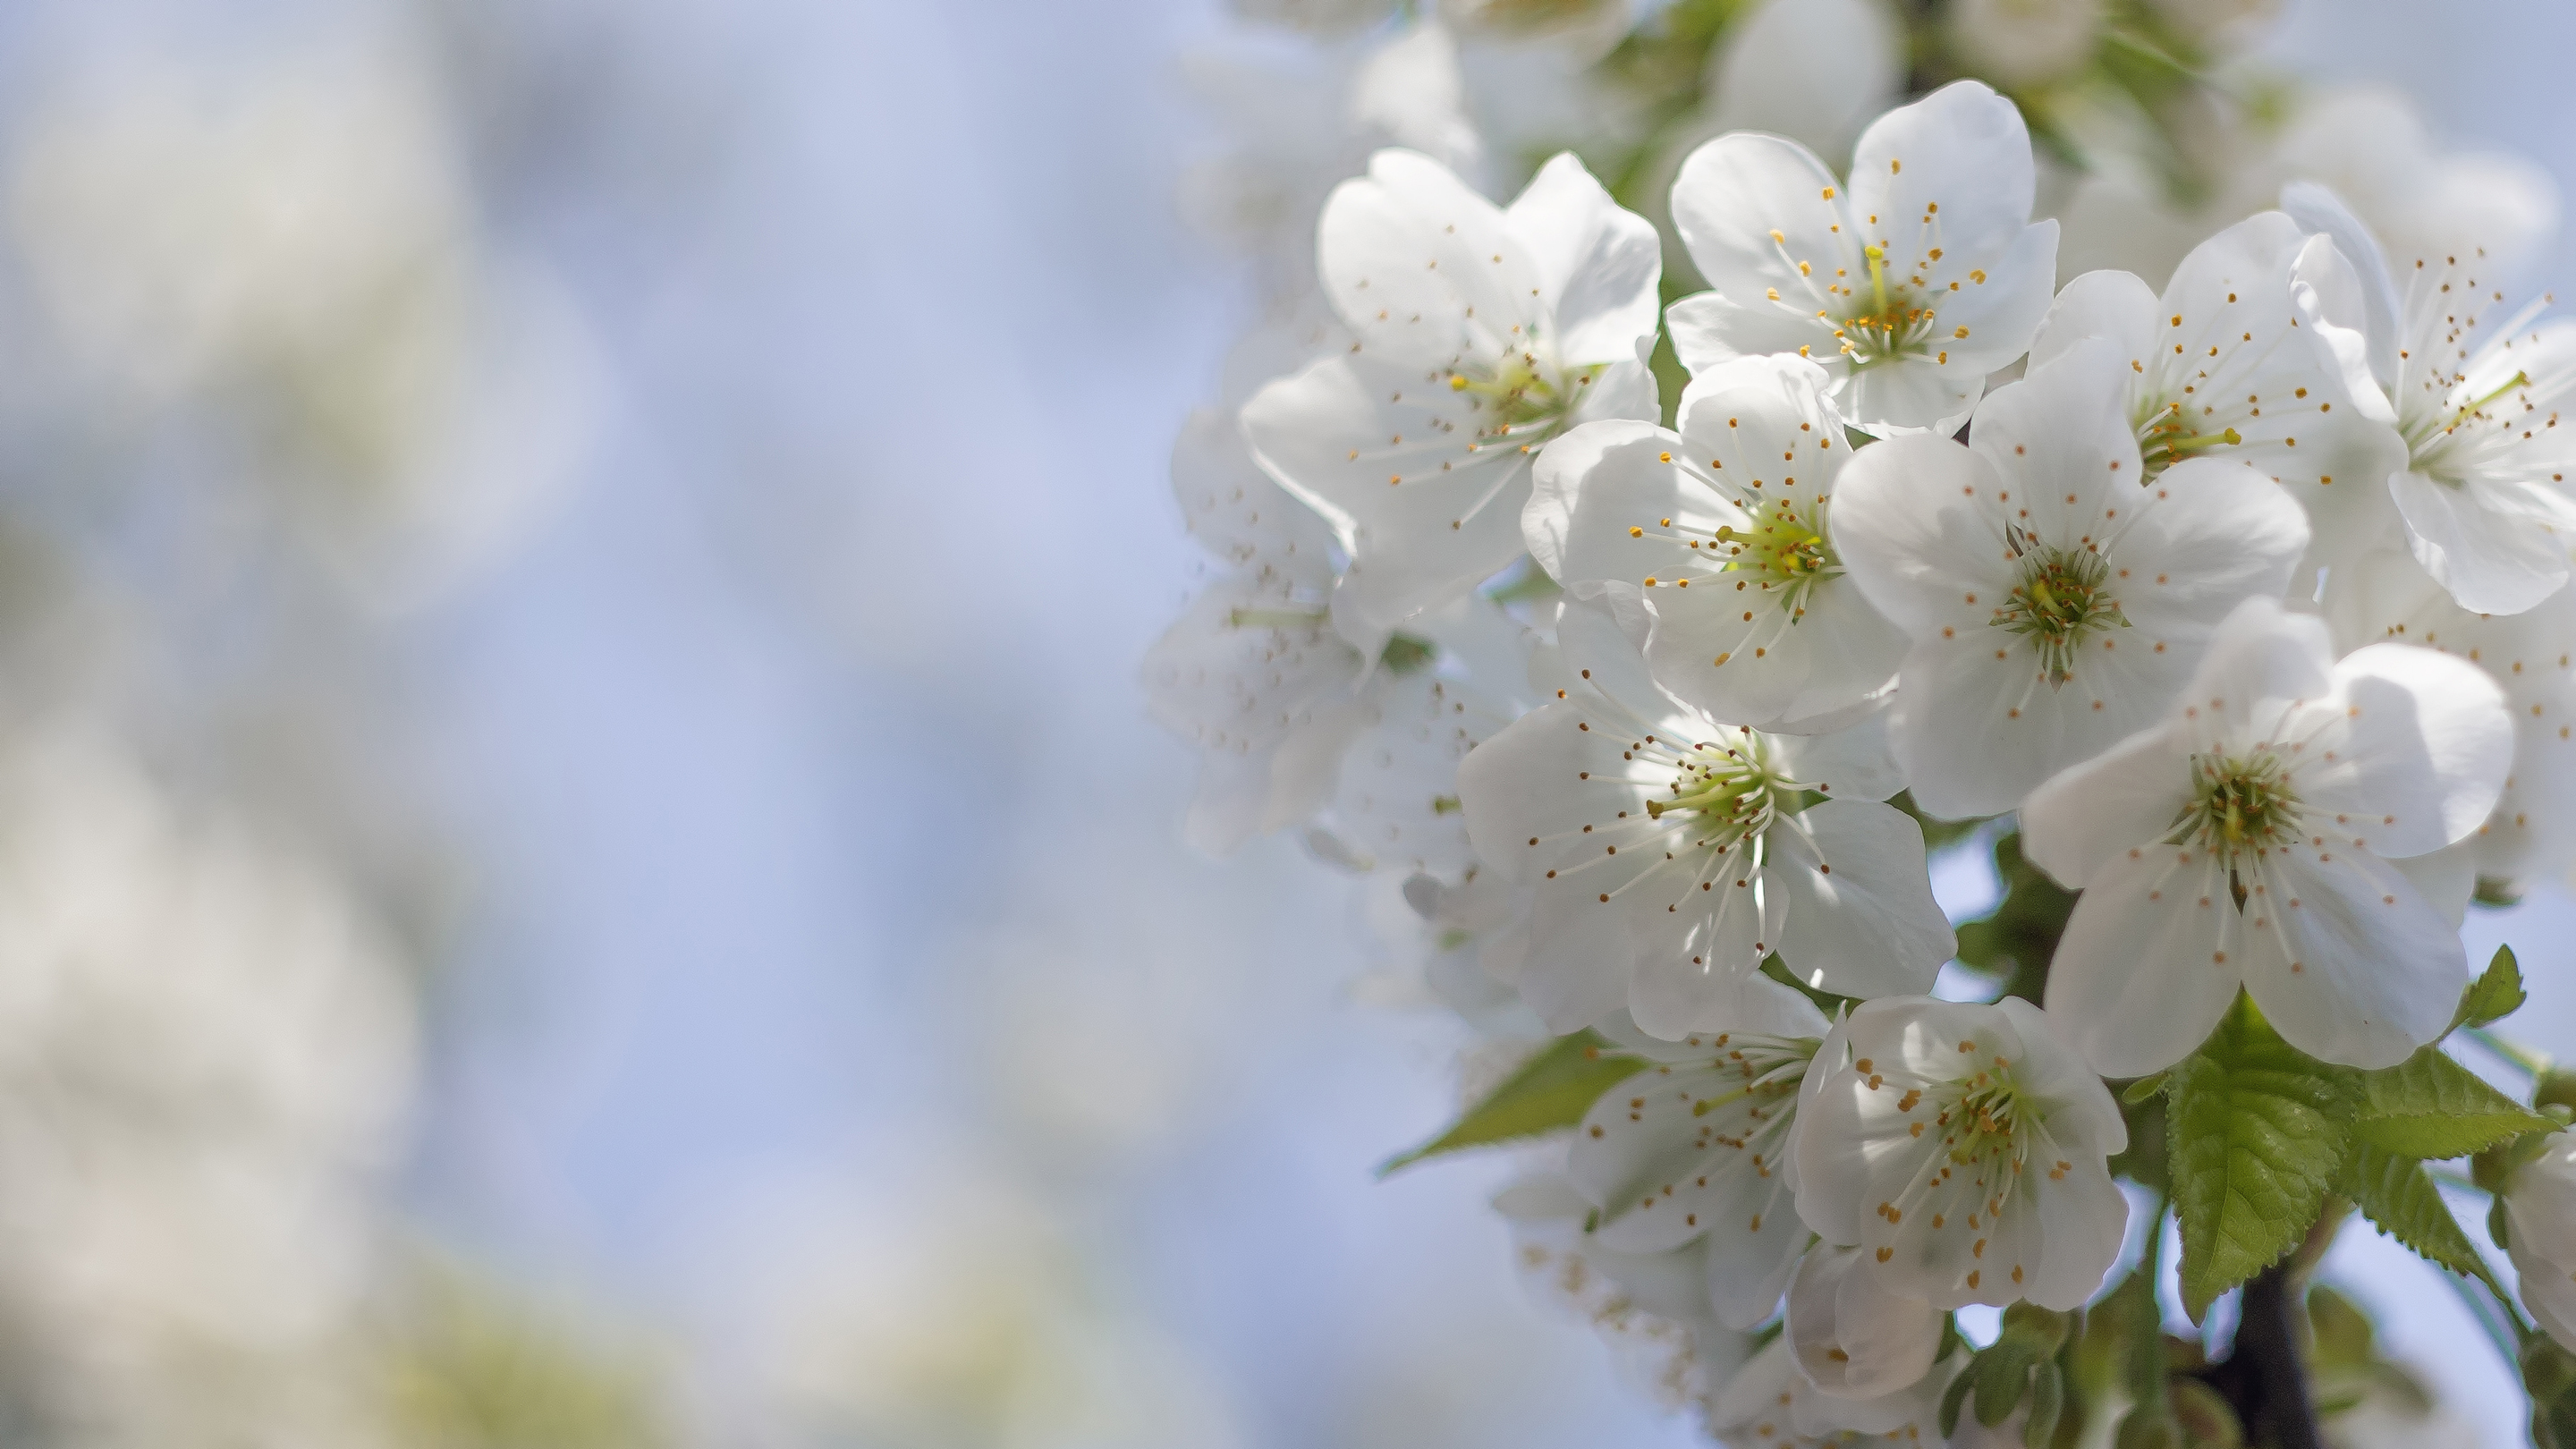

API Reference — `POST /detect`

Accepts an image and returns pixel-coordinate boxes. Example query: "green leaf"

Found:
[2454,945,2527,1030]
[2167,996,2358,1321]
[1378,1031,1640,1175]
[2355,1046,2550,1159]
[2338,1142,2503,1294]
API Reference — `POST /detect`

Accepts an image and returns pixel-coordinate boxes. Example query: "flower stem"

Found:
[2233,1264,2326,1449]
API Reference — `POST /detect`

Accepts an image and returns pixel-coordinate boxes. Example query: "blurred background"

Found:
[0,0,2561,1445]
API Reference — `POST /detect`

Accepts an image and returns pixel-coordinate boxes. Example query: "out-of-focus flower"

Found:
[1566,986,1827,1326]
[1667,80,2059,435]
[2024,597,2510,1074]
[2269,88,2558,292]
[1243,148,1661,650]
[2286,182,2576,616]
[1830,339,2310,818]
[2507,1131,2576,1353]
[1947,0,2105,90]
[1705,1333,1948,1445]
[0,724,414,1445]
[1456,601,1948,1037]
[1230,0,1401,34]
[1703,0,1902,167]
[6,47,599,608]
[1524,356,1909,733]
[1781,1242,1946,1398]
[1792,996,2129,1311]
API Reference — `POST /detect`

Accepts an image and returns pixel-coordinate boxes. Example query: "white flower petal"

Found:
[2238,843,2465,1069]
[1663,287,1831,377]
[1922,220,2061,372]
[2390,466,2576,615]
[1849,79,2033,264]
[1836,355,1986,436]
[1522,417,1690,588]
[1785,1245,1943,1400]
[1505,152,1662,365]
[1765,799,1953,999]
[2042,844,2243,1077]
[1318,148,1539,371]
[1173,406,1340,571]
[2099,455,2310,637]
[2029,267,2159,369]
[1828,432,2013,629]
[1668,131,1850,337]
[2020,720,2193,890]
[2288,640,2512,857]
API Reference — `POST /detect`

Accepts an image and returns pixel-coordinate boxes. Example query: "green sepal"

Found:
[2337,1142,2505,1294]
[1939,1360,1977,1437]
[2453,945,2527,1030]
[1973,1341,2036,1428]
[2022,1360,2064,1448]
[2122,1072,2169,1106]
[2355,1045,2551,1159]
[2167,995,2358,1321]
[1377,1030,1639,1174]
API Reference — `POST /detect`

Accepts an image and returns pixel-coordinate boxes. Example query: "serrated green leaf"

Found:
[2355,1046,2550,1159]
[2454,945,2527,1030]
[2168,996,2358,1321]
[2338,1142,2503,1294]
[1378,1031,1640,1174]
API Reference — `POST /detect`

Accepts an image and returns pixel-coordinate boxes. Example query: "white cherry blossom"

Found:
[1792,996,2129,1312]
[1830,339,2312,819]
[1241,148,1661,651]
[2285,182,2576,614]
[2028,211,2408,572]
[2504,1131,2576,1353]
[1567,981,1830,1327]
[1666,79,2060,435]
[1524,355,1909,733]
[2023,597,2512,1074]
[2325,549,2576,891]
[1709,1332,1949,1443]
[1456,602,1953,1038]
[1782,1242,1947,1398]
[1143,411,1372,852]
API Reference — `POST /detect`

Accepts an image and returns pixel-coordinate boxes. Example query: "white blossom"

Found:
[2023,597,2512,1074]
[1700,0,1903,169]
[2506,1130,2576,1354]
[1792,996,2129,1313]
[2324,549,2576,890]
[2285,182,2576,614]
[1567,982,1830,1327]
[1143,411,1373,852]
[1666,80,2060,435]
[2028,210,2408,573]
[1781,1242,1948,1399]
[1830,338,2311,818]
[1707,1332,1950,1444]
[1457,602,1952,1037]
[1241,148,1661,650]
[1524,355,1910,733]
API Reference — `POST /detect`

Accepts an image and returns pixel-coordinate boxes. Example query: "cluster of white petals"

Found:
[1156,6,2576,1432]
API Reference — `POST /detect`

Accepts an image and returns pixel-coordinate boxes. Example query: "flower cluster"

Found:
[1159,4,2576,1445]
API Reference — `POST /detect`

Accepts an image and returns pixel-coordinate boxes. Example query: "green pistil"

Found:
[1642,743,1794,867]
[2166,750,2301,863]
[2135,400,2241,478]
[1991,542,2128,687]
[2446,370,2530,435]
[1715,497,1840,613]
[1379,632,1438,674]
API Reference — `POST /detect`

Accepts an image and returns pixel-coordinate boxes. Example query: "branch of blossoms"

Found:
[1161,3,2576,1443]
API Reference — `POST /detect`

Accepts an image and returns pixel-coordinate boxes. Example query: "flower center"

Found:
[1989,533,2127,686]
[2403,369,2530,487]
[1643,735,1799,857]
[2133,397,2241,479]
[1448,352,1601,441]
[2167,750,2301,867]
[1715,496,1841,612]
[1943,1068,2026,1169]
[1833,246,1937,369]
